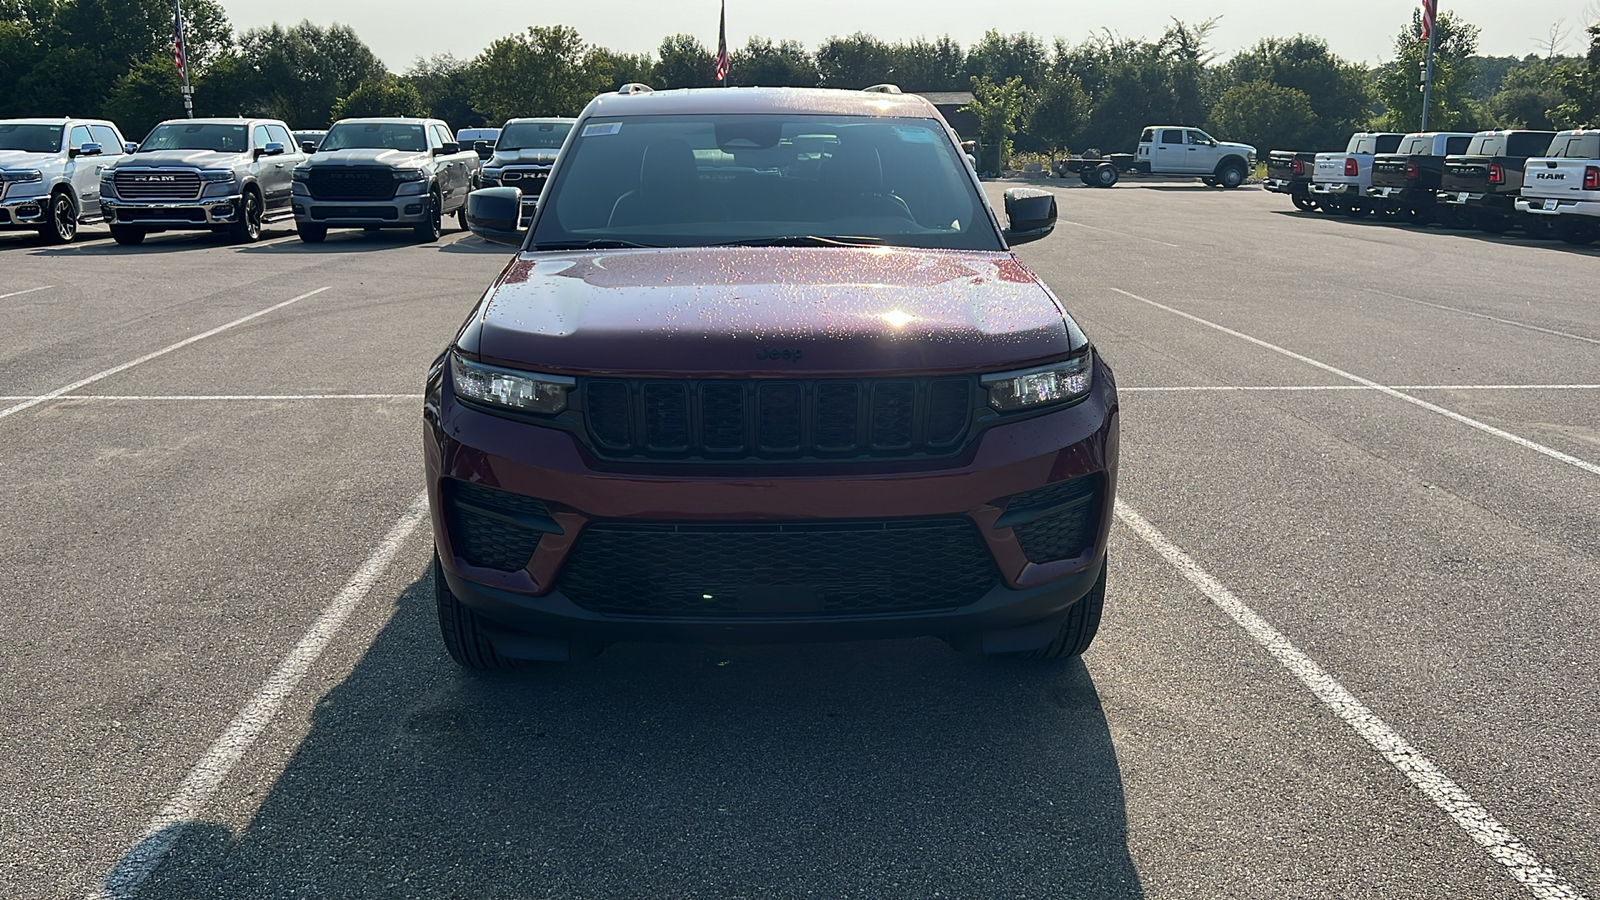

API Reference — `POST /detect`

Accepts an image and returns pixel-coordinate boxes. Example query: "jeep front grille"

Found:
[113,170,202,201]
[307,167,398,201]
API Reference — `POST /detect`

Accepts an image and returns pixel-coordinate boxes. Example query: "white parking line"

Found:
[1362,288,1600,347]
[1121,384,1600,393]
[42,394,424,401]
[0,285,53,300]
[91,492,430,900]
[1115,499,1589,900]
[0,287,330,421]
[1110,288,1600,478]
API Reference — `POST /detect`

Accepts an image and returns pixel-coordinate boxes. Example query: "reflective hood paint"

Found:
[304,148,430,167]
[490,149,558,166]
[468,247,1084,377]
[0,150,53,168]
[121,149,249,168]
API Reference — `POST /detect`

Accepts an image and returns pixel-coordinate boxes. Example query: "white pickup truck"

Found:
[1057,126,1256,188]
[1515,129,1600,245]
[1310,132,1403,214]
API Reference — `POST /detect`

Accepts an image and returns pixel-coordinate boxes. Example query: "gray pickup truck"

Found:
[478,118,574,228]
[101,117,305,245]
[0,117,130,243]
[291,118,480,243]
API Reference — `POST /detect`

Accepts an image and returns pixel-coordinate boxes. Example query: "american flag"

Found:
[1420,0,1436,41]
[714,0,730,83]
[172,0,190,87]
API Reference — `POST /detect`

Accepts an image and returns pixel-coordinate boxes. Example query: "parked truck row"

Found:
[1265,128,1600,245]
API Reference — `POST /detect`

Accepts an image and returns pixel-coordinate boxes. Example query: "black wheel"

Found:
[414,190,442,241]
[109,225,146,246]
[1292,195,1318,212]
[230,189,263,242]
[1323,199,1345,214]
[1403,202,1434,226]
[1216,162,1246,188]
[38,190,78,244]
[1343,202,1368,219]
[1557,217,1598,246]
[1005,559,1106,660]
[1522,216,1556,239]
[434,553,515,670]
[1092,164,1118,188]
[1077,170,1091,185]
[455,202,469,231]
[297,224,327,243]
[1201,177,1218,187]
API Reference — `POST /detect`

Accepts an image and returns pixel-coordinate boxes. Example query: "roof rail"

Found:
[617,83,655,95]
[862,84,902,94]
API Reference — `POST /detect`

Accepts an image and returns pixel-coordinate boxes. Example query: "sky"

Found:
[216,0,1599,70]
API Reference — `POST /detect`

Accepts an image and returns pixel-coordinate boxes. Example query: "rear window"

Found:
[1465,135,1501,156]
[1444,136,1471,155]
[530,113,1002,251]
[497,122,573,151]
[1508,132,1556,157]
[1140,128,1155,144]
[1549,135,1600,158]
[1375,135,1403,153]
[1398,136,1429,155]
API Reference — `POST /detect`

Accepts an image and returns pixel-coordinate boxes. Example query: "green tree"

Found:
[967,30,1047,88]
[333,76,424,119]
[1487,56,1574,129]
[730,37,818,87]
[1550,24,1600,127]
[1374,10,1482,131]
[588,48,656,92]
[218,21,388,126]
[406,54,484,128]
[1027,72,1089,154]
[1208,80,1316,151]
[1217,36,1372,149]
[961,75,1030,173]
[816,32,893,88]
[102,53,185,139]
[655,34,715,88]
[469,25,610,123]
[888,36,965,91]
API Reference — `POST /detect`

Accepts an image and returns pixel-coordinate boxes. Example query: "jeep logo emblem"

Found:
[756,348,803,361]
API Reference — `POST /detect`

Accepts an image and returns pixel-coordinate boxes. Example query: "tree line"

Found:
[2,0,1597,167]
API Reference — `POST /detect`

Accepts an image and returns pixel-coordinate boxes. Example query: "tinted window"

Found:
[1161,129,1184,144]
[1552,135,1600,158]
[89,124,122,153]
[1465,134,1501,156]
[498,122,573,151]
[321,123,428,152]
[252,125,270,150]
[266,124,294,149]
[1508,132,1556,157]
[1398,136,1429,154]
[1375,135,1403,153]
[1140,128,1155,143]
[1444,136,1471,154]
[530,114,1002,252]
[141,123,250,152]
[0,123,63,152]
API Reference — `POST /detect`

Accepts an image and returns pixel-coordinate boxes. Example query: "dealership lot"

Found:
[1,185,1596,899]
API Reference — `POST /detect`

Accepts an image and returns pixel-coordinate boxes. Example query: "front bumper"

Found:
[425,358,1120,651]
[293,196,431,227]
[1517,197,1600,218]
[0,193,48,226]
[103,194,242,228]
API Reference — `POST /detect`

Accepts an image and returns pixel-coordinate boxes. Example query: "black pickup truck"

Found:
[1367,132,1474,224]
[1264,150,1318,210]
[1439,130,1557,235]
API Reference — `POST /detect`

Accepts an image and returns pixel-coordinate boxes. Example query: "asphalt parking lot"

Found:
[2,184,1596,900]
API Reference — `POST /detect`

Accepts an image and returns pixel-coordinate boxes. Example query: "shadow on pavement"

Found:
[1265,208,1600,255]
[131,575,1145,899]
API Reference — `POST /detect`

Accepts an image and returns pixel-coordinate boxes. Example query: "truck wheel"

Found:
[1216,162,1246,189]
[1344,202,1369,219]
[414,190,442,241]
[1292,195,1318,212]
[109,225,146,246]
[1522,216,1555,239]
[297,224,327,243]
[38,190,78,244]
[1077,170,1091,185]
[1558,218,1598,246]
[230,189,263,242]
[434,553,515,670]
[1001,559,1106,660]
[1092,164,1118,188]
[1477,214,1512,235]
[455,202,469,231]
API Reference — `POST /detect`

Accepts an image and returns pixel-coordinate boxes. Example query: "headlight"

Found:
[480,167,501,184]
[982,355,1094,411]
[394,168,426,182]
[1,169,43,184]
[292,167,310,182]
[450,353,573,415]
[198,169,236,183]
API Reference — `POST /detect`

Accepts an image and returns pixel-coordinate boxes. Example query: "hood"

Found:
[1221,141,1257,156]
[306,148,429,167]
[469,247,1080,377]
[116,149,248,169]
[490,149,558,167]
[0,149,55,170]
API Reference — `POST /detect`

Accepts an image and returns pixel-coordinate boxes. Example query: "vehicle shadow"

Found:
[128,574,1146,899]
[232,230,504,254]
[1266,208,1600,255]
[25,228,297,256]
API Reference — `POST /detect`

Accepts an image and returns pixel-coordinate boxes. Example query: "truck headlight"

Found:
[394,168,426,182]
[292,167,310,182]
[480,167,502,185]
[1,169,43,184]
[198,169,235,183]
[982,355,1094,411]
[450,353,573,415]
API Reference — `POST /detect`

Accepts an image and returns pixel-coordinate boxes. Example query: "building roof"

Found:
[583,87,941,119]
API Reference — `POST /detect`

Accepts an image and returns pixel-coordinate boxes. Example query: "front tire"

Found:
[109,225,146,246]
[434,553,515,670]
[297,224,327,243]
[414,190,442,241]
[1005,560,1107,660]
[1216,162,1246,189]
[38,190,78,244]
[1557,217,1598,246]
[455,202,469,231]
[230,189,263,242]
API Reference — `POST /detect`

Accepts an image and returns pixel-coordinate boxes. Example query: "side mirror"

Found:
[473,140,490,154]
[124,142,140,154]
[70,143,102,158]
[436,142,461,156]
[465,186,525,245]
[262,141,286,157]
[300,140,318,153]
[1002,188,1056,245]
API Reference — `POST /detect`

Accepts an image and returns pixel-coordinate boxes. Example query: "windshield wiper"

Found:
[529,239,661,251]
[713,235,885,248]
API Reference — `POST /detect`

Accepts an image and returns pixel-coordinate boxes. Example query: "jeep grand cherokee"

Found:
[425,86,1119,667]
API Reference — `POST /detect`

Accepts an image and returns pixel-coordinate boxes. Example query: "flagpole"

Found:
[175,0,194,118]
[1420,5,1438,130]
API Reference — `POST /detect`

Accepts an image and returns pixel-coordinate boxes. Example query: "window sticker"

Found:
[582,122,623,137]
[893,126,937,144]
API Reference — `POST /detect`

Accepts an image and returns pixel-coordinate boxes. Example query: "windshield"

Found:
[497,122,572,151]
[528,114,1001,251]
[141,123,249,153]
[0,123,63,153]
[321,123,427,152]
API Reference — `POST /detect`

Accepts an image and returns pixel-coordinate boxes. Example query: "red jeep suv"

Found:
[424,86,1119,667]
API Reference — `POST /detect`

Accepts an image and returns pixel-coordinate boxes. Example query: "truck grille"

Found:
[307,167,397,201]
[113,170,202,201]
[501,168,550,196]
[580,376,977,460]
[557,518,999,617]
